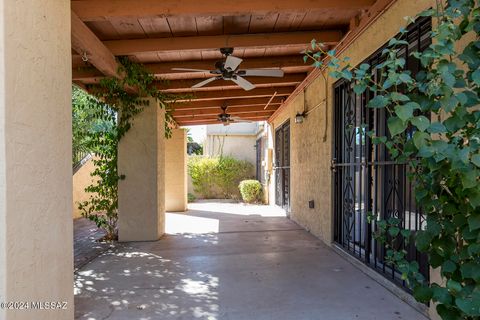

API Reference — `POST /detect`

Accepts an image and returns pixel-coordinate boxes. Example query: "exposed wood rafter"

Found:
[71,11,119,77]
[269,0,397,123]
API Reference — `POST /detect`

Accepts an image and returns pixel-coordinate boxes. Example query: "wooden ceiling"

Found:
[71,0,379,126]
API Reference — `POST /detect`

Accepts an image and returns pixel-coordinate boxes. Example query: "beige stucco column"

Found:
[0,1,73,319]
[118,99,166,241]
[165,128,188,212]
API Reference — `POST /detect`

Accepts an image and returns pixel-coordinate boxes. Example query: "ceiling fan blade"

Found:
[232,119,254,123]
[192,77,217,88]
[230,116,254,123]
[231,76,255,91]
[242,69,284,77]
[171,68,212,72]
[224,56,243,71]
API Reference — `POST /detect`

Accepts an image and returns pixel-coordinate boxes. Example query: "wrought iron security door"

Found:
[275,121,290,213]
[332,17,431,291]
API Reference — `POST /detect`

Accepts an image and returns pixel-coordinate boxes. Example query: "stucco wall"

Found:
[269,0,433,244]
[0,0,73,319]
[72,157,97,219]
[205,134,257,164]
[165,128,187,212]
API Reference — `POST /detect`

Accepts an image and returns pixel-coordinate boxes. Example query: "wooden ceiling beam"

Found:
[175,111,274,122]
[173,86,294,101]
[171,97,284,110]
[72,55,311,81]
[72,0,375,21]
[177,116,270,126]
[173,105,278,117]
[71,11,119,77]
[159,74,306,92]
[104,31,343,56]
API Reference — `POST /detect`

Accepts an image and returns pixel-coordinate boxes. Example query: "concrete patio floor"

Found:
[74,201,427,320]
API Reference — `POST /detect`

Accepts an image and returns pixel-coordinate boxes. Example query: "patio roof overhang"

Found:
[70,0,391,126]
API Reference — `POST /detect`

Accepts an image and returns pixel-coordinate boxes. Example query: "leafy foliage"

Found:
[188,156,254,199]
[77,57,177,240]
[238,180,263,203]
[306,1,479,318]
[72,86,114,165]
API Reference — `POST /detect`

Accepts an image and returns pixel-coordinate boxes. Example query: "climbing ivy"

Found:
[306,1,479,318]
[78,57,177,240]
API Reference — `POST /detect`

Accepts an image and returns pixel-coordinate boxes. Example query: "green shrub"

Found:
[188,156,219,198]
[188,156,253,199]
[187,193,196,203]
[239,180,263,204]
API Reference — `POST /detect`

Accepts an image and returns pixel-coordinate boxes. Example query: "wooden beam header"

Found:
[73,55,312,81]
[72,0,375,21]
[171,97,284,110]
[174,86,294,101]
[104,31,342,55]
[159,74,305,92]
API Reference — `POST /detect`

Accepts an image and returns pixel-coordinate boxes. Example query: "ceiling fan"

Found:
[217,104,254,126]
[172,47,284,91]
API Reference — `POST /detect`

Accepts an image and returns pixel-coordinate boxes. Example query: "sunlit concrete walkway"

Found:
[74,201,427,320]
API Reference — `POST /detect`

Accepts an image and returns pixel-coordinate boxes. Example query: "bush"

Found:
[239,180,263,203]
[187,193,196,203]
[188,156,253,199]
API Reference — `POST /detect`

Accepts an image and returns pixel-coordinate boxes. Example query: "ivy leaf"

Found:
[416,230,432,251]
[446,279,462,294]
[368,95,389,108]
[399,73,413,84]
[472,68,480,85]
[411,116,430,132]
[353,83,367,95]
[388,226,400,237]
[437,304,462,320]
[468,243,480,255]
[432,285,452,305]
[387,117,407,136]
[472,154,480,167]
[456,296,480,317]
[442,260,457,273]
[413,285,433,303]
[413,131,429,149]
[394,103,414,121]
[467,214,480,231]
[460,262,480,282]
[468,189,480,208]
[461,172,477,189]
[390,92,410,102]
[428,122,447,134]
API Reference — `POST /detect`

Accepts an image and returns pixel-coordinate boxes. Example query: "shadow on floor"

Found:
[74,201,427,320]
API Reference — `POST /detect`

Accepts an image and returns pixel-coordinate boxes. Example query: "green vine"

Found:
[306,1,479,318]
[77,57,177,240]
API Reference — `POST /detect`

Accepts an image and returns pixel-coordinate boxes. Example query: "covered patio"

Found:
[0,0,459,319]
[74,201,426,320]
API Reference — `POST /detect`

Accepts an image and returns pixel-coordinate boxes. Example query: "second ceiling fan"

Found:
[172,47,284,91]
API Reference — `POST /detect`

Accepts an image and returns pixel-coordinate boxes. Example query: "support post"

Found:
[165,128,188,212]
[0,1,73,319]
[118,98,166,241]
